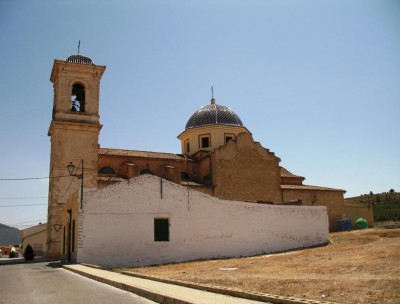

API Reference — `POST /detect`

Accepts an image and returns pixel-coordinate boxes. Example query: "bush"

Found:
[9,251,16,258]
[23,244,35,261]
[373,198,400,221]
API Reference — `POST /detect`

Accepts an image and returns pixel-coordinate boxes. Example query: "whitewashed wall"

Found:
[77,175,329,268]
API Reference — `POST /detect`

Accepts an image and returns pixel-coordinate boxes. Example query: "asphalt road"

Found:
[0,262,157,304]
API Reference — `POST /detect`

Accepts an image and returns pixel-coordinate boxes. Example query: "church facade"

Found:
[47,53,362,260]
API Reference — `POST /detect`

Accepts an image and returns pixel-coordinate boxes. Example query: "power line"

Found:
[0,204,47,208]
[0,197,47,200]
[3,219,47,228]
[15,219,47,224]
[0,171,98,181]
[0,175,68,181]
[16,224,44,227]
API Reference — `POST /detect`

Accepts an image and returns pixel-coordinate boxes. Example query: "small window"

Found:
[98,166,116,174]
[225,133,235,143]
[185,140,190,153]
[140,169,153,175]
[181,172,190,180]
[154,218,169,242]
[200,135,210,148]
[33,244,42,253]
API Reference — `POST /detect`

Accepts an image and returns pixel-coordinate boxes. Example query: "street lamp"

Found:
[67,159,84,209]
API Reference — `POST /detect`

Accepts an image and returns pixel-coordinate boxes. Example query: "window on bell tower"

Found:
[71,83,85,112]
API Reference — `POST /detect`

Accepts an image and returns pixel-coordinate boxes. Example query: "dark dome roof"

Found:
[66,54,94,65]
[185,99,243,129]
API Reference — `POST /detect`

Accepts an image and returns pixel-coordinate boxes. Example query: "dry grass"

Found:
[121,228,400,304]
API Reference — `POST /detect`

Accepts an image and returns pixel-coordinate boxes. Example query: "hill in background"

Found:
[346,190,400,222]
[0,224,21,246]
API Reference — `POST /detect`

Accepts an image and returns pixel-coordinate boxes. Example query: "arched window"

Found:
[71,83,85,112]
[98,166,116,175]
[180,172,190,180]
[140,169,153,175]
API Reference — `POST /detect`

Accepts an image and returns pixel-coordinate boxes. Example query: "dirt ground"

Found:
[120,228,400,304]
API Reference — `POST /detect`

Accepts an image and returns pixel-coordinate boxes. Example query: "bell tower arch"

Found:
[47,54,106,259]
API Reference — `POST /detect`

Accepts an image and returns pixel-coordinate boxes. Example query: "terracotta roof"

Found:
[280,167,304,179]
[99,148,184,160]
[281,184,346,192]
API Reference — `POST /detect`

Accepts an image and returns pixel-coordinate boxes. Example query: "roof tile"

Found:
[99,148,184,160]
[281,184,345,192]
[280,167,304,179]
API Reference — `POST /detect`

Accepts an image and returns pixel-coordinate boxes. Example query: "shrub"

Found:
[23,244,35,261]
[9,251,16,258]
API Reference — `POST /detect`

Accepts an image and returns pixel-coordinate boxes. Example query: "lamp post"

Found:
[67,159,84,209]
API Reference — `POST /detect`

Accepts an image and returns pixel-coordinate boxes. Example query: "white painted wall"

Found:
[77,175,329,268]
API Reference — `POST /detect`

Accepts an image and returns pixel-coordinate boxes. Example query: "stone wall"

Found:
[212,133,282,203]
[77,175,329,268]
[344,200,374,227]
[282,188,345,231]
[47,122,101,259]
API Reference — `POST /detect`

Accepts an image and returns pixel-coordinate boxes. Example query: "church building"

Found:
[46,53,365,261]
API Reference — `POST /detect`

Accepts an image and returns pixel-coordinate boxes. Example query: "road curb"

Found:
[122,271,339,304]
[63,263,339,304]
[64,265,194,304]
[0,257,48,266]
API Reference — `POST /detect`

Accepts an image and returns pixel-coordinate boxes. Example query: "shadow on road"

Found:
[46,261,63,268]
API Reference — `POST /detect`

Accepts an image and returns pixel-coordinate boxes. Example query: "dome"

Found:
[185,99,243,129]
[66,54,94,65]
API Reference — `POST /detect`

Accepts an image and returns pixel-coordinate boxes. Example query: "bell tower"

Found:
[47,54,106,259]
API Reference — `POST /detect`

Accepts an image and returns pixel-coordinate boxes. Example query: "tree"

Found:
[389,189,395,193]
[369,191,374,195]
[23,244,35,261]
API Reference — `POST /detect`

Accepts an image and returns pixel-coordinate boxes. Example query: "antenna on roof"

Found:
[78,40,81,54]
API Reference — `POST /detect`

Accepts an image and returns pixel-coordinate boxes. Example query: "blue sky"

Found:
[0,0,399,229]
